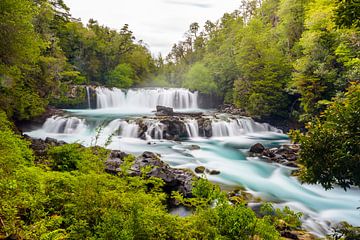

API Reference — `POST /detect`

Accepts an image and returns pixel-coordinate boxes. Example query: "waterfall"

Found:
[95,87,198,109]
[185,119,199,138]
[119,121,139,138]
[42,116,86,134]
[86,86,91,109]
[211,117,282,137]
[100,119,139,138]
[144,120,164,140]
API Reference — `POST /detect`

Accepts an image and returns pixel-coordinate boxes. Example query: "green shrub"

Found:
[48,144,83,171]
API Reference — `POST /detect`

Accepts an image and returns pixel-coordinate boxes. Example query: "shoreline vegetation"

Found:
[0,0,359,239]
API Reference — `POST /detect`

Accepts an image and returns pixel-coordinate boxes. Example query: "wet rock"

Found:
[207,169,221,175]
[185,144,200,150]
[198,118,212,137]
[249,143,265,154]
[160,118,188,140]
[156,105,174,115]
[194,166,206,174]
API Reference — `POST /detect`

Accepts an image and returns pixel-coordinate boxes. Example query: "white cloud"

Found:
[64,0,240,55]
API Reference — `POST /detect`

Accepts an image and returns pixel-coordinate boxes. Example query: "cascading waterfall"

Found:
[42,116,86,134]
[99,119,139,138]
[211,117,282,137]
[95,87,198,109]
[86,86,91,109]
[144,120,164,140]
[119,121,139,138]
[185,119,199,138]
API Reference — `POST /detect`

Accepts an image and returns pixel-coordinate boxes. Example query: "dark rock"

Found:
[198,118,212,138]
[208,169,221,175]
[156,105,174,115]
[24,136,65,157]
[263,148,276,158]
[194,166,206,174]
[105,150,196,199]
[249,143,265,154]
[281,230,299,239]
[160,118,188,140]
[185,144,200,150]
[45,137,66,146]
[283,161,298,168]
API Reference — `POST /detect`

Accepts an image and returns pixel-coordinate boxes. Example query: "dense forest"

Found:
[0,0,359,239]
[0,0,156,121]
[156,0,359,121]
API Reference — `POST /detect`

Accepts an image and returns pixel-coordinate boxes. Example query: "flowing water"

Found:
[25,87,360,237]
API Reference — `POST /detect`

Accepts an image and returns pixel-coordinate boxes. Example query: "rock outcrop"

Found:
[249,143,300,168]
[105,151,196,198]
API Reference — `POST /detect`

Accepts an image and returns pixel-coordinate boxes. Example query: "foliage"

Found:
[106,63,134,88]
[330,221,360,240]
[0,0,156,121]
[334,0,360,28]
[293,83,360,189]
[183,63,217,94]
[260,203,303,230]
[48,144,84,171]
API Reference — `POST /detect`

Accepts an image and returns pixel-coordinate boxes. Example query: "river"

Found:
[24,87,360,237]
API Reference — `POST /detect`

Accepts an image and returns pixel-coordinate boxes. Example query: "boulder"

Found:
[156,105,174,115]
[249,143,265,154]
[194,166,206,174]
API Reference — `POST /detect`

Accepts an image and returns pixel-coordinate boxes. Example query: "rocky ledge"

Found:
[249,143,300,168]
[105,150,196,204]
[25,136,196,205]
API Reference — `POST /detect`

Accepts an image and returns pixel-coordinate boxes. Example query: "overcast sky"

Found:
[64,0,240,56]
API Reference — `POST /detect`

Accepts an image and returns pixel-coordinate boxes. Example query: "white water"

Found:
[96,87,198,110]
[86,86,91,109]
[212,117,282,137]
[25,87,360,237]
[42,116,87,134]
[185,119,199,138]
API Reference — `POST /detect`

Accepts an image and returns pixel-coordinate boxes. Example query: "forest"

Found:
[0,0,359,239]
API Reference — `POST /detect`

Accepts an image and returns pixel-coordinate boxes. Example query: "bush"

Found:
[48,144,84,171]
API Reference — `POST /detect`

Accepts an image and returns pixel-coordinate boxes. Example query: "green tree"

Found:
[294,83,360,190]
[233,19,291,118]
[107,63,134,88]
[183,63,217,94]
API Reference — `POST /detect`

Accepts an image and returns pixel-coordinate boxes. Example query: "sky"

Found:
[63,0,240,56]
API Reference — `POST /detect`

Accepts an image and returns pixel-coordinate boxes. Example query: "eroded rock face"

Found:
[105,151,196,198]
